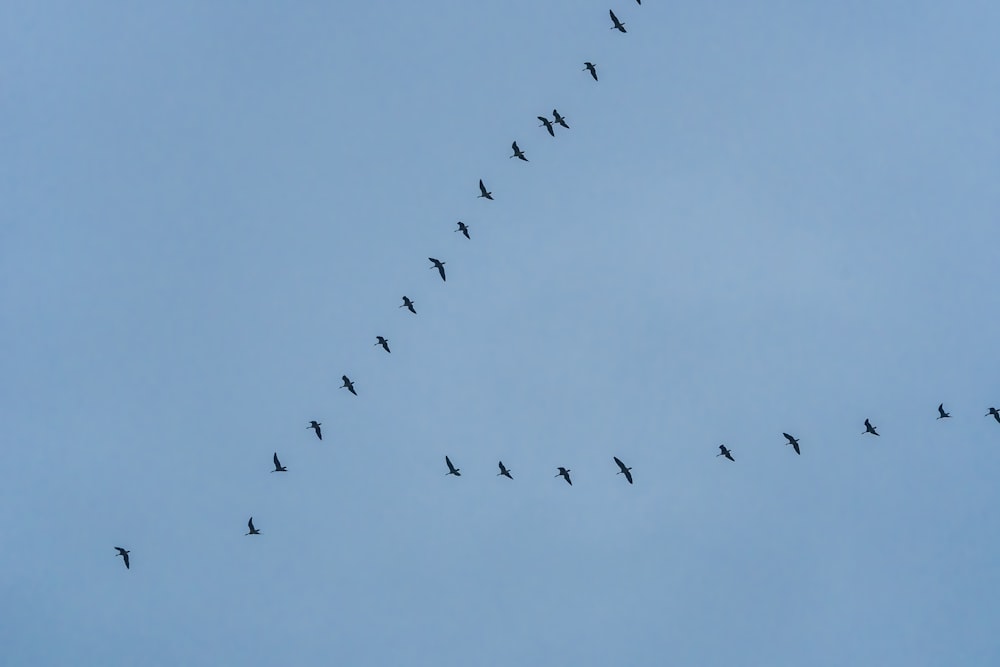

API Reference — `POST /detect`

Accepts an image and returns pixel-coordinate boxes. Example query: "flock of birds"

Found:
[111,3,999,570]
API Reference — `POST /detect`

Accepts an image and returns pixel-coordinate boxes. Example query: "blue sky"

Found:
[3,2,1000,665]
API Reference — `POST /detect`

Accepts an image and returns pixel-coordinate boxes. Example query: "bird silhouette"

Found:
[987,407,1000,424]
[400,296,417,314]
[307,420,322,440]
[552,109,569,129]
[937,403,951,419]
[510,141,528,161]
[114,546,130,570]
[538,115,555,137]
[583,62,598,81]
[782,433,801,455]
[863,419,879,436]
[246,517,260,535]
[374,336,391,353]
[271,452,287,472]
[455,221,470,239]
[613,456,633,484]
[556,467,573,485]
[610,9,627,33]
[717,445,735,461]
[478,179,493,200]
[341,375,357,396]
[429,257,446,282]
[445,455,461,477]
[497,461,513,479]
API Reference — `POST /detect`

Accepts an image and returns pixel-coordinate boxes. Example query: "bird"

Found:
[556,467,572,485]
[863,419,879,436]
[937,403,950,419]
[374,335,391,353]
[341,375,357,396]
[717,445,735,461]
[307,420,322,440]
[246,517,260,535]
[987,407,1000,424]
[497,461,513,479]
[400,296,417,314]
[445,455,461,476]
[538,115,555,137]
[455,221,470,239]
[782,433,801,455]
[510,141,528,161]
[552,109,570,129]
[478,179,493,200]
[613,456,633,484]
[583,62,598,81]
[271,452,287,472]
[610,9,627,33]
[429,257,446,282]
[114,547,130,570]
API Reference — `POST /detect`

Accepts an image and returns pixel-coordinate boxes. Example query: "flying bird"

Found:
[937,403,950,419]
[429,257,446,282]
[272,452,287,472]
[497,461,513,479]
[114,547,130,570]
[445,455,461,476]
[552,109,569,129]
[375,336,391,353]
[556,467,573,485]
[307,420,322,440]
[717,445,735,461]
[613,456,633,484]
[246,517,260,535]
[400,296,417,314]
[583,62,598,81]
[538,115,555,136]
[863,419,879,436]
[478,179,493,200]
[987,407,1000,424]
[341,375,357,396]
[455,221,470,239]
[782,433,801,455]
[610,9,627,33]
[510,141,528,161]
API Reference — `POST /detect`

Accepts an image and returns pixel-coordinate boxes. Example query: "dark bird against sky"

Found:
[782,433,801,455]
[538,115,555,136]
[497,461,513,479]
[445,455,461,477]
[609,9,627,33]
[307,420,322,440]
[988,407,1000,423]
[478,179,493,200]
[864,419,879,436]
[429,257,446,282]
[375,336,391,353]
[246,517,260,535]
[553,109,569,129]
[556,467,573,485]
[613,456,633,484]
[510,141,528,161]
[341,375,357,396]
[583,62,598,81]
[717,445,735,461]
[400,296,416,314]
[271,452,287,472]
[114,546,130,570]
[455,221,470,239]
[937,403,950,419]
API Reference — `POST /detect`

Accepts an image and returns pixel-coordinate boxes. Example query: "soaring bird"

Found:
[556,467,572,485]
[717,445,735,461]
[613,456,633,484]
[497,461,513,479]
[510,141,528,161]
[271,452,287,472]
[987,407,1000,424]
[429,257,446,282]
[114,547,130,570]
[246,517,260,535]
[400,296,417,314]
[583,62,598,81]
[374,336,391,353]
[341,375,357,396]
[610,9,627,33]
[782,433,801,455]
[538,115,555,137]
[455,221,470,239]
[863,419,879,436]
[478,179,493,200]
[552,109,570,129]
[445,455,461,477]
[307,420,322,440]
[937,403,950,419]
